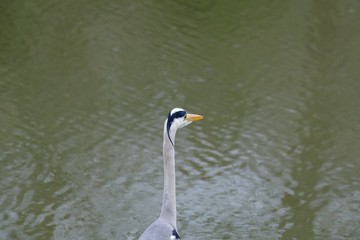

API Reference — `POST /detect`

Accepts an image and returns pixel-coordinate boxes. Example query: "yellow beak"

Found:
[186,113,203,122]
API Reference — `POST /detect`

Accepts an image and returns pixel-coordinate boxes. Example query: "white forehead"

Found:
[170,107,185,115]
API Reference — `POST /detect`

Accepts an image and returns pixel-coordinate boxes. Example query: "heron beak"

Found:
[186,113,203,122]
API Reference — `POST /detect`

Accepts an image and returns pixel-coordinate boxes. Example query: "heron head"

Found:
[166,108,203,145]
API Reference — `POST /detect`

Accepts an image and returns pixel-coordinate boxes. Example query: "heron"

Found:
[139,108,203,240]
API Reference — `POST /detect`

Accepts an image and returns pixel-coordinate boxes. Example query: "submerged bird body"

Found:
[139,108,203,240]
[140,219,180,240]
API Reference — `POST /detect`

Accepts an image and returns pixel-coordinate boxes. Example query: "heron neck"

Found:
[159,125,177,228]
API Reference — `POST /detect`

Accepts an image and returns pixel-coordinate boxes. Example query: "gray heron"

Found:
[139,108,203,240]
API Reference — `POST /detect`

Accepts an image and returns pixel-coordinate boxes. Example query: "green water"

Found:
[1,1,359,239]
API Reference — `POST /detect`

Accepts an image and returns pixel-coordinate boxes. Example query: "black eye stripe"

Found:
[167,110,186,125]
[172,110,186,119]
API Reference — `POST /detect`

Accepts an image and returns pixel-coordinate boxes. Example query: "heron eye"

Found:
[184,114,187,119]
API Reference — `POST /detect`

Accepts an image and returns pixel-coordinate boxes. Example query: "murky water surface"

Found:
[1,1,360,239]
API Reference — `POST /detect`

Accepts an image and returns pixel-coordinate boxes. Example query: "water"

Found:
[1,1,360,239]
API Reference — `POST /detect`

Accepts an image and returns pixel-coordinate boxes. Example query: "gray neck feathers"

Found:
[160,120,177,228]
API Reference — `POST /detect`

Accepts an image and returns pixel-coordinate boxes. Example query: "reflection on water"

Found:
[1,0,360,239]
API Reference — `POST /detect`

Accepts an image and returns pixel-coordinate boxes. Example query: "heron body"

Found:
[139,108,203,240]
